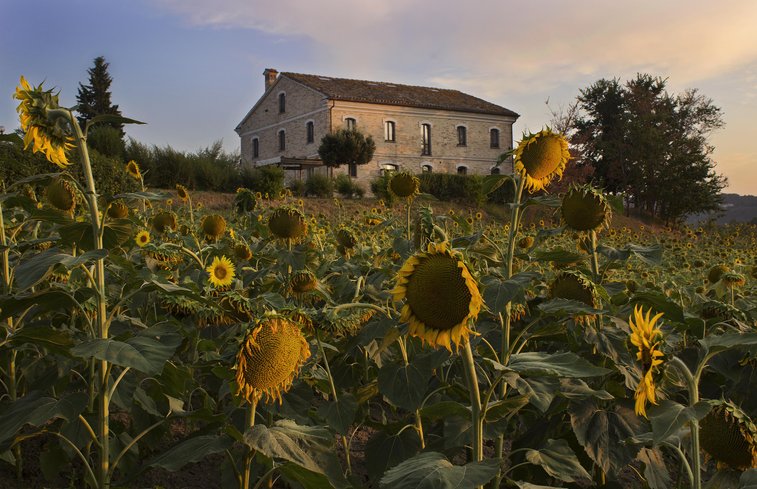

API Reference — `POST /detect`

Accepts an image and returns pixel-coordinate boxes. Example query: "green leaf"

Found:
[379,451,500,489]
[114,191,171,201]
[28,207,76,224]
[365,429,422,483]
[503,373,558,413]
[522,195,561,208]
[481,272,539,314]
[648,400,712,444]
[0,392,88,446]
[637,447,671,489]
[481,174,512,196]
[740,469,757,489]
[420,401,470,420]
[378,357,435,411]
[532,248,584,265]
[556,378,613,401]
[71,333,180,375]
[537,298,603,317]
[0,133,23,144]
[525,438,592,483]
[87,114,146,127]
[13,248,107,291]
[317,393,357,435]
[147,434,233,471]
[0,289,82,322]
[484,395,530,422]
[631,291,685,323]
[514,483,566,489]
[505,352,610,378]
[58,219,132,250]
[244,420,346,487]
[277,463,335,489]
[9,324,74,356]
[700,332,757,357]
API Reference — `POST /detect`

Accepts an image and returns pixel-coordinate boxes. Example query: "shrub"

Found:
[418,173,485,205]
[305,173,334,197]
[288,179,306,197]
[370,172,395,206]
[239,165,285,197]
[335,174,363,198]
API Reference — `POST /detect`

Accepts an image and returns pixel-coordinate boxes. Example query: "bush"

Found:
[335,174,364,198]
[239,165,285,197]
[305,173,334,197]
[288,179,306,197]
[370,172,395,205]
[418,173,485,205]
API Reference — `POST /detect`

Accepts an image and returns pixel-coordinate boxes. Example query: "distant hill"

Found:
[687,193,757,225]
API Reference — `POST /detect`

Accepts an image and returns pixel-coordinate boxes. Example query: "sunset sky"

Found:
[2,0,756,195]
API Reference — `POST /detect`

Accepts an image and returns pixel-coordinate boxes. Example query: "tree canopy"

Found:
[569,74,726,224]
[317,129,376,170]
[76,56,125,158]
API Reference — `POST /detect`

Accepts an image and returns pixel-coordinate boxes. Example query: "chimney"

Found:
[263,68,278,91]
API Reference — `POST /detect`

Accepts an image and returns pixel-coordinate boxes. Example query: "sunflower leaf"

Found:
[379,451,500,489]
[647,399,712,444]
[525,438,592,483]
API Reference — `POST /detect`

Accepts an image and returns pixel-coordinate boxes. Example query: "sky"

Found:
[2,0,757,195]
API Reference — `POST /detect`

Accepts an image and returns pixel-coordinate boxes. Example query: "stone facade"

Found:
[235,70,519,189]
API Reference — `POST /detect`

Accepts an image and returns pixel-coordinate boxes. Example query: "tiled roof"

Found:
[282,72,519,118]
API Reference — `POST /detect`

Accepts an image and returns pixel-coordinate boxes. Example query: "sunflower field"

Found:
[1,77,757,489]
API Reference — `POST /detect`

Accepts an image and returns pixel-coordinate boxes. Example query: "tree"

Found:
[571,74,726,224]
[317,129,376,177]
[76,56,125,158]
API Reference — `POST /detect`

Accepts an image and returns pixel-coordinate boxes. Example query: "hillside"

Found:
[687,193,757,224]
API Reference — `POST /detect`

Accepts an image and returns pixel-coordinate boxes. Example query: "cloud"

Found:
[151,0,757,98]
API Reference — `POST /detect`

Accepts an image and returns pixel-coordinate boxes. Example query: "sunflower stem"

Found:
[398,337,426,449]
[668,357,701,489]
[316,330,352,476]
[461,340,483,486]
[242,399,258,489]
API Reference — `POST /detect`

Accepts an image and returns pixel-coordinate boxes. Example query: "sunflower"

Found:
[389,172,420,200]
[125,160,142,180]
[135,230,151,248]
[289,270,319,300]
[235,318,311,404]
[628,305,664,417]
[561,184,612,232]
[46,178,77,212]
[700,400,757,471]
[151,211,178,234]
[268,206,308,240]
[206,256,235,288]
[176,184,190,201]
[392,242,483,350]
[14,76,75,168]
[234,243,253,261]
[549,270,600,324]
[107,200,129,219]
[202,214,227,240]
[513,128,571,193]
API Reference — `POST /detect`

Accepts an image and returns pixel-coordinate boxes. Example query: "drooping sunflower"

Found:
[176,184,190,201]
[234,243,253,261]
[268,206,308,240]
[628,305,664,417]
[14,76,75,169]
[513,128,571,193]
[46,178,77,212]
[107,200,129,219]
[235,318,311,404]
[125,160,142,180]
[206,256,235,289]
[561,184,612,233]
[289,270,319,297]
[151,211,178,234]
[135,230,151,248]
[700,400,757,471]
[389,172,420,200]
[549,270,600,324]
[392,242,483,350]
[202,214,227,240]
[335,228,357,249]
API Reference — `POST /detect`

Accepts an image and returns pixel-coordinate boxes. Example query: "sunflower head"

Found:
[14,76,75,168]
[234,243,253,261]
[549,270,600,324]
[518,236,534,249]
[206,255,235,289]
[513,128,571,193]
[202,214,227,240]
[722,272,746,288]
[125,160,142,180]
[107,200,129,219]
[235,188,257,214]
[235,318,311,405]
[268,206,308,240]
[151,211,178,234]
[135,230,151,248]
[708,264,730,284]
[46,178,77,212]
[392,242,483,351]
[389,172,420,199]
[336,228,357,249]
[561,184,612,232]
[289,270,319,296]
[628,305,664,417]
[700,400,757,471]
[176,184,190,201]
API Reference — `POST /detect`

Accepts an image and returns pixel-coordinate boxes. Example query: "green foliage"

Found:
[317,129,376,168]
[573,74,726,223]
[288,178,306,197]
[419,173,486,205]
[334,174,363,198]
[370,172,396,205]
[87,125,125,160]
[304,173,334,197]
[76,56,124,157]
[238,164,285,196]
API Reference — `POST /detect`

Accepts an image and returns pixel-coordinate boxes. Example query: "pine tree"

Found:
[76,56,125,158]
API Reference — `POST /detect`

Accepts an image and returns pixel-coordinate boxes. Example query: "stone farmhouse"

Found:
[235,69,519,188]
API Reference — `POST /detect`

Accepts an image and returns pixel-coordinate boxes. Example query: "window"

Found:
[345,117,356,131]
[421,164,432,173]
[278,130,286,151]
[457,126,467,146]
[349,163,358,177]
[252,138,259,158]
[384,121,396,142]
[457,166,467,175]
[490,128,500,148]
[278,93,286,113]
[381,163,399,175]
[421,123,431,156]
[306,121,314,144]
[490,167,501,175]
